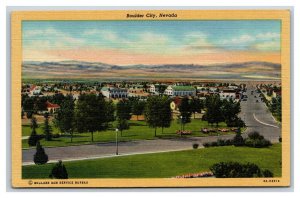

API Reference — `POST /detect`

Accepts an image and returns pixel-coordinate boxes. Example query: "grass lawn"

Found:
[22,119,240,148]
[22,144,282,179]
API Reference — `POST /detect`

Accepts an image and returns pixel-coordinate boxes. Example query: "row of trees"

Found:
[204,95,245,127]
[28,93,244,144]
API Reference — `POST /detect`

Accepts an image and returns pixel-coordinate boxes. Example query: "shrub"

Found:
[225,139,233,146]
[233,134,244,146]
[245,132,271,148]
[248,131,264,140]
[203,142,211,147]
[33,141,48,165]
[192,143,199,149]
[210,161,273,178]
[49,160,68,179]
[262,169,274,177]
[217,139,226,146]
[279,136,282,142]
[211,142,218,147]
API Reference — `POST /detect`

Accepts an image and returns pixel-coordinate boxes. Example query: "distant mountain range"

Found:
[22,60,281,80]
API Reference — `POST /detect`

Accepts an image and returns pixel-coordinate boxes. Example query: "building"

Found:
[101,87,128,99]
[164,86,196,97]
[219,89,239,100]
[46,101,60,113]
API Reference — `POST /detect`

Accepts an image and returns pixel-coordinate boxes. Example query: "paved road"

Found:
[239,86,281,142]
[22,85,281,165]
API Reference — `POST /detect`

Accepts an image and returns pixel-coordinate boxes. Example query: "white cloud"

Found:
[221,34,255,45]
[256,32,280,40]
[83,29,119,42]
[251,41,280,51]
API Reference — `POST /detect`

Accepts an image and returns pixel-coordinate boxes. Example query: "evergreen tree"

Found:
[49,160,68,179]
[33,141,48,165]
[28,116,39,146]
[43,112,52,141]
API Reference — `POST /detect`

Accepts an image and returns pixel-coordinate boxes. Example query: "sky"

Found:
[22,20,281,65]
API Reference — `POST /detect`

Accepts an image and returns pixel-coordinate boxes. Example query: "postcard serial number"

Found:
[126,13,177,18]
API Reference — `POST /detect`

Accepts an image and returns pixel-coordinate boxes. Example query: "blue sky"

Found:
[22,20,281,64]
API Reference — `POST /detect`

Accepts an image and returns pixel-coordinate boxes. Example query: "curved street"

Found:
[22,85,281,165]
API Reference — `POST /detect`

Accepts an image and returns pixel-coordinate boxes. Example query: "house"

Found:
[46,101,60,113]
[219,89,238,100]
[101,87,128,99]
[164,86,196,97]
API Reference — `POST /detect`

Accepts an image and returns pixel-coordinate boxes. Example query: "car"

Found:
[242,98,247,101]
[256,100,259,103]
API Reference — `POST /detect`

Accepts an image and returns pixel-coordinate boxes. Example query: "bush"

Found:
[262,169,274,177]
[210,161,273,178]
[248,131,263,140]
[33,141,48,165]
[244,138,271,148]
[233,134,244,146]
[192,143,199,149]
[211,142,218,147]
[225,139,233,146]
[203,142,211,147]
[279,136,282,142]
[217,139,226,146]
[49,160,68,179]
[244,132,271,148]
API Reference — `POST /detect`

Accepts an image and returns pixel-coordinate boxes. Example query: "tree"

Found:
[221,98,242,127]
[49,160,68,179]
[144,96,172,136]
[159,97,172,133]
[75,94,107,142]
[54,95,75,142]
[43,112,52,141]
[204,95,224,126]
[33,141,48,165]
[178,97,192,130]
[157,84,167,95]
[131,99,146,121]
[116,118,129,136]
[23,97,35,118]
[116,99,131,136]
[190,97,203,119]
[116,99,131,120]
[28,116,39,146]
[104,100,115,128]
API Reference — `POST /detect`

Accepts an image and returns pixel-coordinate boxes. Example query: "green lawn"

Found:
[22,119,239,148]
[22,144,282,179]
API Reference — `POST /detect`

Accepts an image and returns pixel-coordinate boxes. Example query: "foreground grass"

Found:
[22,119,238,148]
[22,144,281,179]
